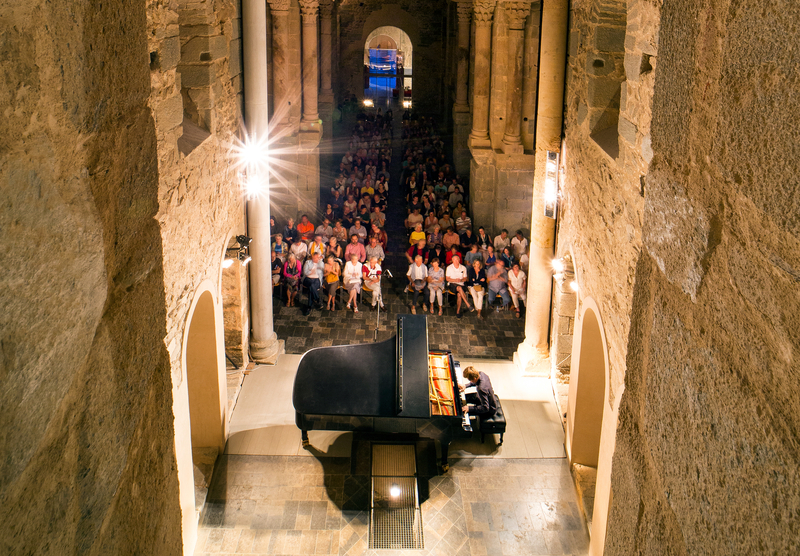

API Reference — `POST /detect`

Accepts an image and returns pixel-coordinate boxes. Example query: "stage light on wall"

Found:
[363,99,374,107]
[569,280,580,292]
[543,150,560,219]
[389,483,401,498]
[225,235,254,268]
[552,258,565,273]
[403,100,412,108]
[222,258,235,269]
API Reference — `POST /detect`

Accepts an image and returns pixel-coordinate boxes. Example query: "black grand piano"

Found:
[292,315,472,471]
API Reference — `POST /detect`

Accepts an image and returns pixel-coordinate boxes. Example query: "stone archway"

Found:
[566,304,608,466]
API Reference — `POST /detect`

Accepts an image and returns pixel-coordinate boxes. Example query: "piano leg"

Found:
[301,429,310,448]
[440,441,450,473]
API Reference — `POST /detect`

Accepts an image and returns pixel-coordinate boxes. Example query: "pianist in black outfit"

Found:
[458,366,497,417]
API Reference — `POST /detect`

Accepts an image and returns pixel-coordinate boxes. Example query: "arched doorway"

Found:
[364,26,413,107]
[567,305,607,466]
[186,290,226,451]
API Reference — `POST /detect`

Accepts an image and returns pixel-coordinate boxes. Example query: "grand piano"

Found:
[292,315,472,471]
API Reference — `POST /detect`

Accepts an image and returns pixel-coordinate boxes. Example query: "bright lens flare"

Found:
[229,132,271,175]
[569,281,580,292]
[389,484,401,498]
[552,259,565,273]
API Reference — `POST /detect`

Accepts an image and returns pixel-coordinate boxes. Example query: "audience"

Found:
[283,253,301,307]
[508,262,527,318]
[362,256,384,309]
[427,258,445,315]
[301,252,325,315]
[445,255,470,319]
[487,259,511,311]
[407,254,429,314]
[343,253,363,313]
[467,259,487,319]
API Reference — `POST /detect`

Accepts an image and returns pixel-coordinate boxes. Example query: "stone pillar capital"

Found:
[299,0,319,22]
[456,2,473,24]
[267,0,291,13]
[319,0,334,17]
[473,1,496,26]
[503,1,531,30]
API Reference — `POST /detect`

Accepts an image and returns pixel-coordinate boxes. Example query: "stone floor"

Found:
[272,105,525,359]
[195,445,589,556]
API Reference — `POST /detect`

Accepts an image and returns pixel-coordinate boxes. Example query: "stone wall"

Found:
[0,0,250,553]
[604,0,800,554]
[0,1,184,553]
[336,0,447,116]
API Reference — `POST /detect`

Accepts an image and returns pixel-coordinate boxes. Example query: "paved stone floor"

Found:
[273,107,525,359]
[195,439,589,555]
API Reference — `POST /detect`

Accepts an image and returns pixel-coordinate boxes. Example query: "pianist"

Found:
[458,366,497,417]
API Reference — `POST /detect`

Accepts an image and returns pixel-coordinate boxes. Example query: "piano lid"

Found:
[292,315,431,419]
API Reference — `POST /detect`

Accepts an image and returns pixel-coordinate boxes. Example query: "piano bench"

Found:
[478,398,506,445]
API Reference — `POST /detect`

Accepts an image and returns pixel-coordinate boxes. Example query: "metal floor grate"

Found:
[369,444,424,549]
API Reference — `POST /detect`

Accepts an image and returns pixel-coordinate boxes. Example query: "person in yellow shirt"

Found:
[409,223,426,245]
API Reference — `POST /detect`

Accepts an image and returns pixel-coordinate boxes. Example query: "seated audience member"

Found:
[487,259,511,310]
[290,236,308,262]
[467,259,487,318]
[301,252,325,315]
[406,238,430,265]
[442,227,461,250]
[283,217,298,245]
[270,216,278,242]
[445,244,461,266]
[349,218,368,243]
[456,210,472,233]
[324,254,341,311]
[330,191,343,216]
[297,214,315,242]
[446,255,471,318]
[370,205,386,228]
[475,226,491,252]
[373,192,386,212]
[508,262,527,318]
[358,192,372,213]
[326,237,343,261]
[427,258,445,315]
[484,245,497,266]
[365,235,385,263]
[500,246,516,268]
[308,234,327,258]
[362,256,384,309]
[315,218,333,242]
[409,223,426,245]
[407,254,429,314]
[271,250,282,286]
[464,244,482,266]
[518,247,529,273]
[438,211,454,231]
[493,228,511,253]
[448,189,463,209]
[272,233,289,261]
[460,228,475,250]
[371,223,388,251]
[405,208,423,231]
[429,243,446,265]
[511,230,528,258]
[428,224,443,248]
[344,234,367,263]
[424,211,440,234]
[458,366,497,417]
[343,253,363,313]
[283,253,302,307]
[408,194,423,213]
[343,194,358,225]
[332,220,348,243]
[434,181,448,198]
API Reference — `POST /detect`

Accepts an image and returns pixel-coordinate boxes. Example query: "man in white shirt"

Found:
[301,252,325,315]
[493,229,510,253]
[407,254,429,314]
[511,230,528,258]
[508,263,527,317]
[445,255,471,318]
[290,237,308,262]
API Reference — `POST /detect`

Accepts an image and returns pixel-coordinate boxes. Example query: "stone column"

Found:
[299,0,320,127]
[515,0,568,373]
[319,0,334,102]
[501,2,531,154]
[267,0,291,131]
[454,2,472,112]
[469,1,496,148]
[243,0,280,362]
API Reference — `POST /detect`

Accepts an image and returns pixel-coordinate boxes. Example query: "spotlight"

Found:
[569,281,580,292]
[552,259,565,273]
[239,253,252,267]
[236,235,253,248]
[543,150,560,218]
[389,484,401,498]
[222,258,235,269]
[403,100,412,109]
[363,99,374,107]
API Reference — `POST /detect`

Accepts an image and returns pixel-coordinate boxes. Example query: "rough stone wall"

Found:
[605,0,800,554]
[150,0,249,390]
[557,0,653,409]
[0,1,183,553]
[336,0,447,116]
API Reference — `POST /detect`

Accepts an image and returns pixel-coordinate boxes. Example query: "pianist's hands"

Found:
[458,383,465,392]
